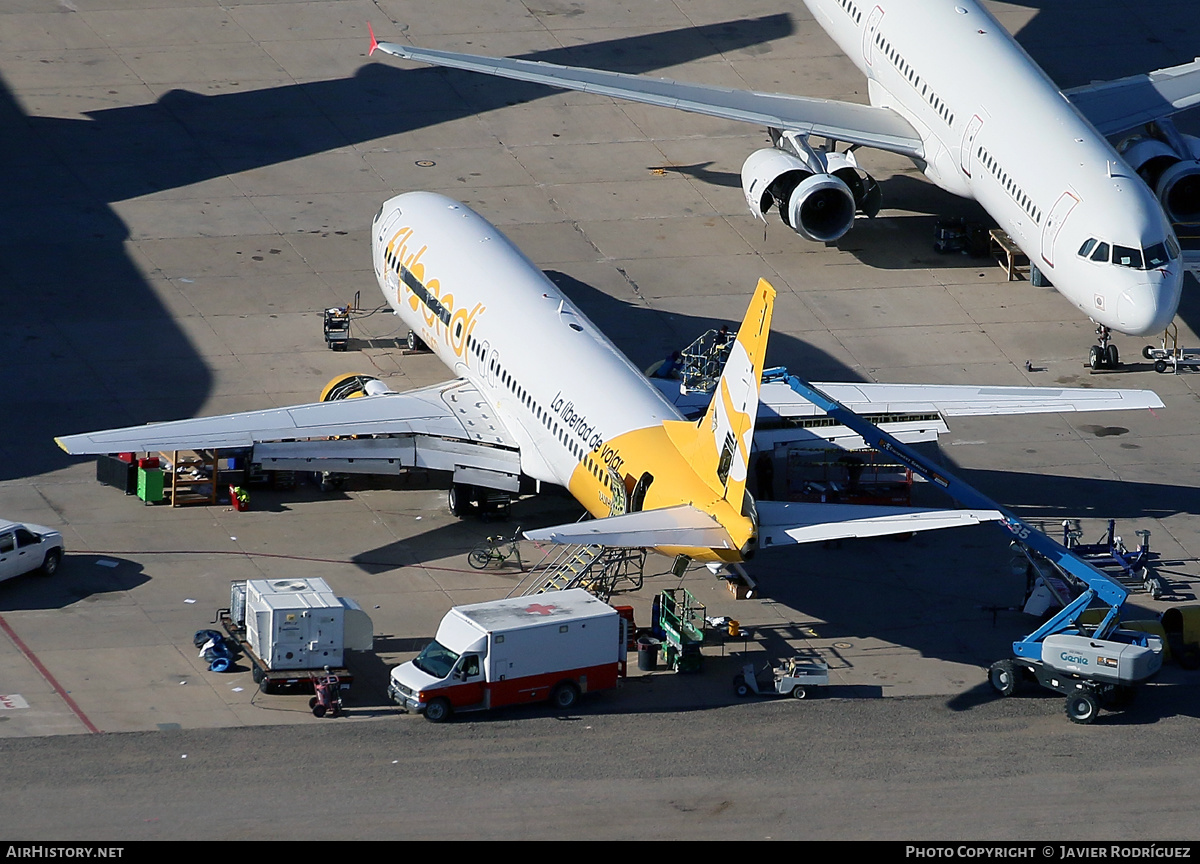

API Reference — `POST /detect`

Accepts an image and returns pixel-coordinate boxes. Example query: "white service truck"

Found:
[389,589,627,722]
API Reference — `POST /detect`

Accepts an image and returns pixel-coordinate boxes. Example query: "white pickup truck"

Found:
[0,521,64,583]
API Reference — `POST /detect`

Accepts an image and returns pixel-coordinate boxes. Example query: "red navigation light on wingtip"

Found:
[367,22,378,56]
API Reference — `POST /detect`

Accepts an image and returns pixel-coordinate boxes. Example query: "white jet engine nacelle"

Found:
[1119,132,1200,224]
[741,148,862,243]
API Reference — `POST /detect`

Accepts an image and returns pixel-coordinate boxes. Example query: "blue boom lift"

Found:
[763,368,1163,724]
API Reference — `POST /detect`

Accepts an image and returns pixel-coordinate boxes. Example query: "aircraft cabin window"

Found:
[1090,242,1110,263]
[1113,245,1143,269]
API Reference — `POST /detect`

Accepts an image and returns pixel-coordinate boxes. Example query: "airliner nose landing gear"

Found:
[1088,326,1120,370]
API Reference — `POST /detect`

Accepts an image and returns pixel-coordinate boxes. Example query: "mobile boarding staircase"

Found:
[511,541,647,602]
[762,367,1164,725]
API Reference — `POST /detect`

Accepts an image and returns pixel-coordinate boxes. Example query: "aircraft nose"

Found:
[1116,269,1181,336]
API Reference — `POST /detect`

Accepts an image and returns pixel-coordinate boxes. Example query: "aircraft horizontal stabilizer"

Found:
[524,505,735,550]
[755,500,1002,548]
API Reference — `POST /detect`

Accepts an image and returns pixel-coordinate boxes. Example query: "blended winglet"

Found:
[367,22,379,57]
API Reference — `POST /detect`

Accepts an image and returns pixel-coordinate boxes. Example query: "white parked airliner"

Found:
[368,0,1200,369]
[57,192,1164,565]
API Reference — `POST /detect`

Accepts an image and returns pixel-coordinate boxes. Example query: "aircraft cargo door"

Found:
[1041,191,1079,268]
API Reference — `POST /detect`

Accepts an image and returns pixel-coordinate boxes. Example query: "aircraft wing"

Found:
[371,39,925,159]
[1065,57,1200,136]
[764,380,1165,418]
[55,379,525,488]
[525,505,736,550]
[648,377,1163,420]
[525,501,1000,551]
[755,500,1001,548]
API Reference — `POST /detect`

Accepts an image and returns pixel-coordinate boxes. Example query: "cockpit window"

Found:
[1083,237,1177,269]
[1144,243,1170,268]
[1112,245,1143,269]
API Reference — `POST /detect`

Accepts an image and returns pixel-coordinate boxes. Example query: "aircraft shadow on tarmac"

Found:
[0,15,795,483]
[958,465,1200,523]
[543,270,864,378]
[1008,1,1200,89]
[0,555,148,612]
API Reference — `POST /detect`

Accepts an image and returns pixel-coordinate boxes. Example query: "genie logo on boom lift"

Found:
[1061,652,1089,666]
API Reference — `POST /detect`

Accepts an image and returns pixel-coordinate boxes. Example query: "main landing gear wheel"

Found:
[988,659,1017,697]
[448,483,470,518]
[1066,691,1099,724]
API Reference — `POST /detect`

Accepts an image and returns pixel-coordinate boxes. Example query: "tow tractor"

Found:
[764,368,1164,724]
[734,657,829,700]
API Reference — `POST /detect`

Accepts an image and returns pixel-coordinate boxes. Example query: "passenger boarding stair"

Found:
[531,544,603,594]
[516,542,647,601]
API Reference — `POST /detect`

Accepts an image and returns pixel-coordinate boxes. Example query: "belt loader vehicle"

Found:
[388,588,627,722]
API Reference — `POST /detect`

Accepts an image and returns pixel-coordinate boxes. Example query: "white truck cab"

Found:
[0,521,64,584]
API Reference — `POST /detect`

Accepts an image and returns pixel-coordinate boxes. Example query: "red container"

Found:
[137,456,160,469]
[117,452,135,463]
